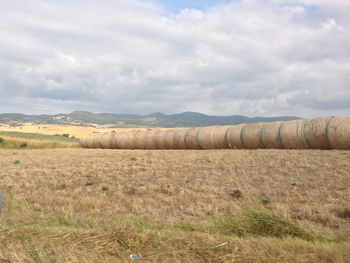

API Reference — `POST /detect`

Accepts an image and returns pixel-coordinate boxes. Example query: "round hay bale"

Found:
[122,131,132,149]
[213,126,231,149]
[110,132,120,149]
[144,129,160,149]
[115,132,128,149]
[164,129,177,149]
[92,133,103,148]
[184,127,203,149]
[100,132,112,149]
[326,117,350,150]
[134,130,147,149]
[261,121,284,149]
[279,120,307,149]
[155,129,168,149]
[241,123,265,149]
[85,134,95,148]
[226,124,245,149]
[174,128,189,149]
[113,131,127,149]
[198,126,217,149]
[79,137,86,148]
[305,117,333,149]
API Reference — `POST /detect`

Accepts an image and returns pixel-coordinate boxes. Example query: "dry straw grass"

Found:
[0,148,349,262]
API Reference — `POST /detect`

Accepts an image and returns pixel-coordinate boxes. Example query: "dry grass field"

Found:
[0,124,119,138]
[0,148,350,262]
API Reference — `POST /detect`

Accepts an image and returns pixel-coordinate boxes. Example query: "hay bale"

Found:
[213,125,230,149]
[326,117,350,150]
[122,130,137,149]
[133,130,147,149]
[100,132,112,149]
[184,127,203,149]
[164,129,177,149]
[261,121,283,149]
[144,129,160,149]
[92,133,103,148]
[110,132,120,149]
[279,120,307,149]
[115,132,128,149]
[305,117,332,149]
[241,123,265,149]
[85,134,95,148]
[79,137,86,148]
[198,126,217,149]
[114,131,129,149]
[226,124,245,149]
[174,128,189,149]
[155,129,168,149]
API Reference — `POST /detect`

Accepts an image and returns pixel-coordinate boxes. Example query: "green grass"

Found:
[0,131,78,143]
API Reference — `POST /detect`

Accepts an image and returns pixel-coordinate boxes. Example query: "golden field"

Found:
[0,148,349,262]
[0,123,121,138]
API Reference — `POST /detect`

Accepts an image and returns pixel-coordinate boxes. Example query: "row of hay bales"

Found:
[79,117,350,150]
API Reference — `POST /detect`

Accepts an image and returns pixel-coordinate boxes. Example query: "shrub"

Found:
[130,157,137,161]
[20,142,28,148]
[14,160,20,165]
[0,137,4,144]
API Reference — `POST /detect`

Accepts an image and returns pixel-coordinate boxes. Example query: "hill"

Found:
[0,111,302,128]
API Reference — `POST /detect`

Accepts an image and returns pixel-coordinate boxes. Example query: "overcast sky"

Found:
[0,0,349,118]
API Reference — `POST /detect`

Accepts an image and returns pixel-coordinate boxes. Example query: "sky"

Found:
[0,0,349,118]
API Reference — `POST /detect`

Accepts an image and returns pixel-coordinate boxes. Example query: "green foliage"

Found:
[20,142,28,148]
[102,186,109,191]
[130,157,137,161]
[0,137,3,143]
[14,160,20,165]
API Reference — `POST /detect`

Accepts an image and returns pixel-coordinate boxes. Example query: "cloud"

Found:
[0,0,349,118]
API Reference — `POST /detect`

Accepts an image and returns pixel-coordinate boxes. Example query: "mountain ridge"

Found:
[0,111,303,128]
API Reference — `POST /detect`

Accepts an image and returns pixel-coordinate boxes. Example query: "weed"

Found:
[0,137,3,144]
[261,198,271,205]
[337,208,350,218]
[20,142,28,148]
[230,189,243,199]
[130,157,137,161]
[85,182,94,186]
[102,186,109,191]
[14,160,20,165]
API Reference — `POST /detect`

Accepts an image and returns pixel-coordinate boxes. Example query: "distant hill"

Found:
[0,111,302,128]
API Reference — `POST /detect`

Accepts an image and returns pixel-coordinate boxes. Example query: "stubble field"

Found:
[0,148,349,262]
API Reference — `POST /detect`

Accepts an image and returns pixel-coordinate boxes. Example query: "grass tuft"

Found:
[215,208,316,241]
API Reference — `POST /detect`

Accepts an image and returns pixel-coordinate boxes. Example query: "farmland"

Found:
[0,123,117,138]
[0,148,349,262]
[0,131,79,149]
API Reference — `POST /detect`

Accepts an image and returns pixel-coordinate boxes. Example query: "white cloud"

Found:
[0,0,349,118]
